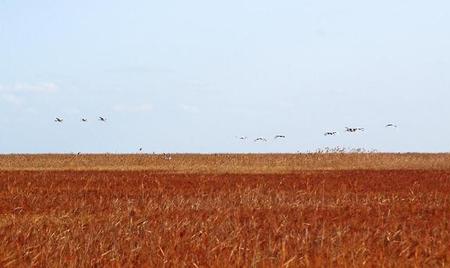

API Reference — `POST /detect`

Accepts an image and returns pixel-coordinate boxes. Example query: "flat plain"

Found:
[0,154,449,267]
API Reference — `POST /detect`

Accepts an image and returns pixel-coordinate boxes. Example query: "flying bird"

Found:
[345,127,364,133]
[99,117,107,122]
[81,118,88,122]
[254,137,268,142]
[236,136,248,140]
[324,131,337,136]
[274,135,286,139]
[54,118,63,123]
[385,123,398,128]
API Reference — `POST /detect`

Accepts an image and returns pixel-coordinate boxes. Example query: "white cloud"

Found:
[113,104,153,113]
[180,104,200,113]
[0,93,23,105]
[0,82,58,93]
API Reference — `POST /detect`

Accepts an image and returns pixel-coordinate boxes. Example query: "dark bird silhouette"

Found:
[254,137,268,142]
[385,123,398,128]
[274,135,286,139]
[324,131,337,136]
[345,127,364,133]
[99,117,107,122]
[81,118,87,122]
[55,118,63,123]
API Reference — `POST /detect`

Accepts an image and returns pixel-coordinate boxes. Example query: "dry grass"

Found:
[2,153,450,172]
[0,154,449,267]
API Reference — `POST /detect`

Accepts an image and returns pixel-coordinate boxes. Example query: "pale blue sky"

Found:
[1,0,449,153]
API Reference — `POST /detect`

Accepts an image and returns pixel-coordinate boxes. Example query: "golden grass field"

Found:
[0,154,449,267]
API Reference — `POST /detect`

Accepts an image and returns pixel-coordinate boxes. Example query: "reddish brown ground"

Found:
[0,155,450,267]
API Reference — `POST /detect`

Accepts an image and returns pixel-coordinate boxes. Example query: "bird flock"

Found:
[55,116,398,152]
[236,135,287,143]
[236,124,398,142]
[325,124,397,136]
[54,117,107,123]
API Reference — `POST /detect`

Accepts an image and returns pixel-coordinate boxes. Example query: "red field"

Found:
[0,154,449,267]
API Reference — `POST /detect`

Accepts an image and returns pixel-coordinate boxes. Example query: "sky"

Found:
[1,0,449,153]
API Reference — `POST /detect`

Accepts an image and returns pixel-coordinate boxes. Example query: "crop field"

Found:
[0,154,449,267]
